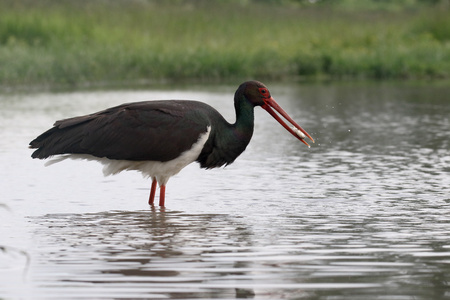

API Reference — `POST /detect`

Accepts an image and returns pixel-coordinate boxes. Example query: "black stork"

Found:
[29,81,314,207]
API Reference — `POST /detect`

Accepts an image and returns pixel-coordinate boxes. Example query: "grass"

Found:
[0,0,449,87]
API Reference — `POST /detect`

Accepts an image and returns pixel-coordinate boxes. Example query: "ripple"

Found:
[17,207,448,299]
[2,82,450,299]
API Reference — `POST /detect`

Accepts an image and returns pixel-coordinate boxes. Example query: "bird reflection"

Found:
[33,208,256,299]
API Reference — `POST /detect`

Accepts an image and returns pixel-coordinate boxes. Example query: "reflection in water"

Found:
[1,81,449,299]
[28,205,450,299]
[31,210,259,299]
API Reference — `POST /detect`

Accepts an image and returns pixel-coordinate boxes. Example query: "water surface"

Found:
[1,81,449,299]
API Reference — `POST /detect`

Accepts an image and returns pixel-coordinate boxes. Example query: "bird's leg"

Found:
[159,185,166,207]
[149,178,157,205]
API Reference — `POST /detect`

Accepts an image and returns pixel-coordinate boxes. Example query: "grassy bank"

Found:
[1,0,449,87]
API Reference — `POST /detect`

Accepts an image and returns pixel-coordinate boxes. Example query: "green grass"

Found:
[0,0,449,87]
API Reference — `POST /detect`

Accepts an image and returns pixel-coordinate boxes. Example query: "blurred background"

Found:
[1,0,449,88]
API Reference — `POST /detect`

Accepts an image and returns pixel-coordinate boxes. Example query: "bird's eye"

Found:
[258,87,270,98]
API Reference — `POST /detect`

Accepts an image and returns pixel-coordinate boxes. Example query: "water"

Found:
[1,81,449,299]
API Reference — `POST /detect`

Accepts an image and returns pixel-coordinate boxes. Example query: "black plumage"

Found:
[29,81,313,206]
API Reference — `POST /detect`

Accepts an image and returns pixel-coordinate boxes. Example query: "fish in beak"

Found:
[261,96,314,147]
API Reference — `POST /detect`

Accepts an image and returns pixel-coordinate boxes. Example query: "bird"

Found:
[29,81,314,207]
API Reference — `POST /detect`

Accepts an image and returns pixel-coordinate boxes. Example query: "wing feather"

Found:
[30,101,210,162]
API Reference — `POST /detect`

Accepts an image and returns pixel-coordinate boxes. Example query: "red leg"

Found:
[149,178,157,205]
[159,185,166,207]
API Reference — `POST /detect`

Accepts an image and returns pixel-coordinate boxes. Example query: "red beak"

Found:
[261,97,314,147]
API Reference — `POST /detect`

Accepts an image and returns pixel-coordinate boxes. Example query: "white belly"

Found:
[46,126,211,186]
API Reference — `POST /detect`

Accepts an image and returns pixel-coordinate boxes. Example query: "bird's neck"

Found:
[196,98,255,169]
[219,98,255,162]
[233,98,255,143]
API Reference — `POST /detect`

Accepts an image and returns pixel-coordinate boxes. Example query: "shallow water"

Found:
[1,81,449,299]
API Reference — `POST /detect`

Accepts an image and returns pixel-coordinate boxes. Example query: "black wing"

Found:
[30,100,210,162]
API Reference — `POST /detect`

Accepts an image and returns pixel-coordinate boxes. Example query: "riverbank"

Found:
[1,0,449,87]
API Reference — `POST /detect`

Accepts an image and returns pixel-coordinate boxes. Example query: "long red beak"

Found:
[261,97,314,147]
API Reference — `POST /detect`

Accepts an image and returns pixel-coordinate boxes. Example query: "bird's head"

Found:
[236,80,314,147]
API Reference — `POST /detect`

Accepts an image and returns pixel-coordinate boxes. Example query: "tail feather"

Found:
[29,113,96,159]
[29,126,85,159]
